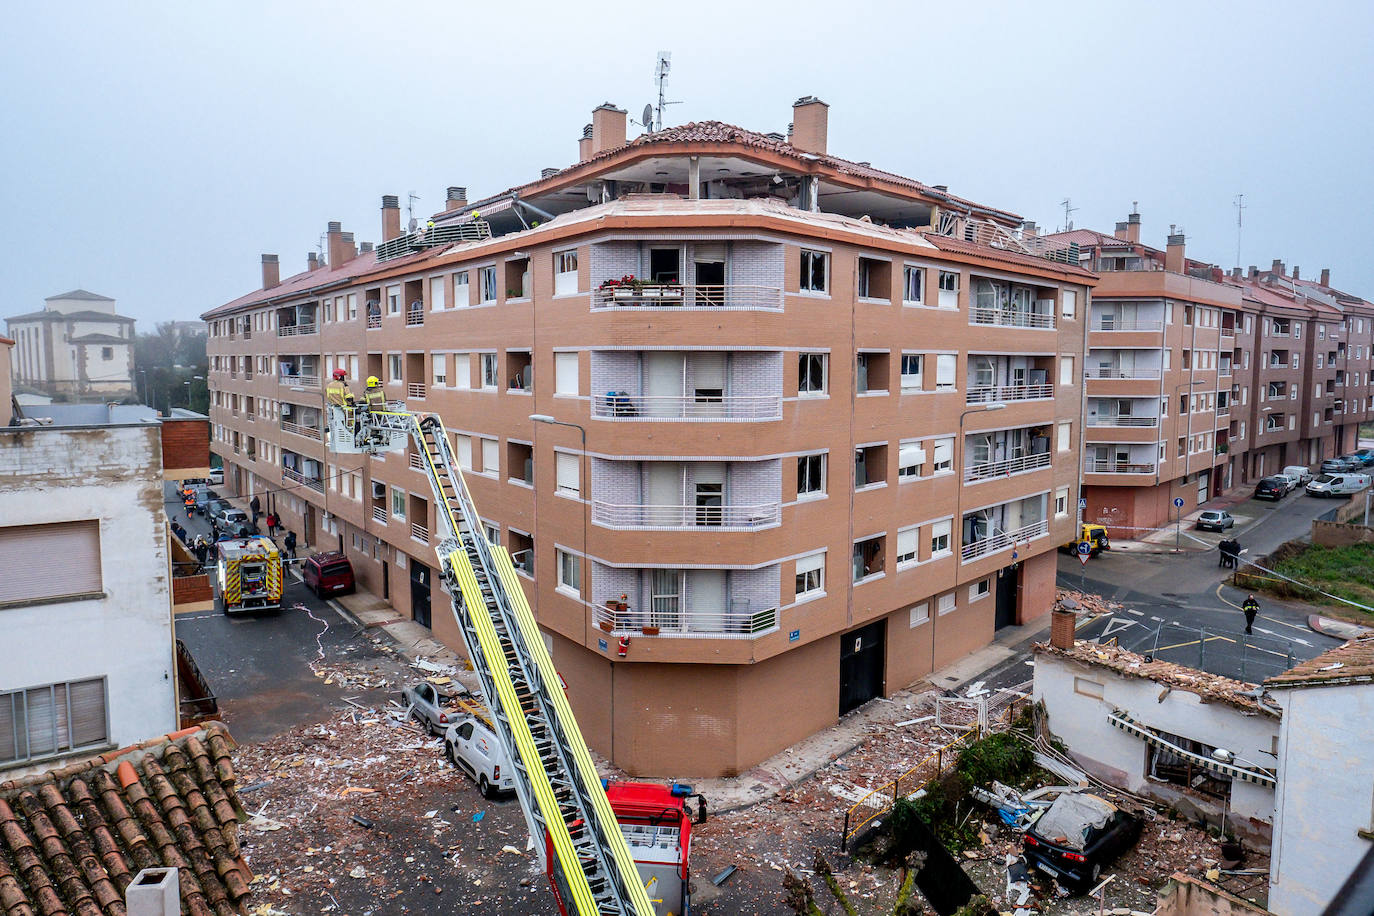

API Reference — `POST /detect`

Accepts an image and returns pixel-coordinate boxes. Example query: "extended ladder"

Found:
[365,409,655,916]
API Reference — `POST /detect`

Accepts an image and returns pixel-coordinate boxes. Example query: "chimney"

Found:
[790,96,829,154]
[1165,230,1186,273]
[1272,258,1285,277]
[1021,220,1038,239]
[1248,265,1258,279]
[307,252,320,271]
[126,867,179,916]
[1050,600,1079,650]
[1292,266,1300,280]
[359,241,374,254]
[381,195,400,241]
[1321,267,1331,287]
[445,187,467,212]
[1113,221,1130,240]
[326,221,351,268]
[1125,209,1141,244]
[338,231,356,265]
[1230,267,1241,279]
[260,254,279,289]
[591,103,627,155]
[578,123,593,161]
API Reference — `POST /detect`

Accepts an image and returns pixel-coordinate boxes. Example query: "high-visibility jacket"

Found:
[365,386,386,410]
[326,380,353,407]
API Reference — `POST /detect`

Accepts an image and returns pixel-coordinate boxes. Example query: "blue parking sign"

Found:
[1076,541,1092,556]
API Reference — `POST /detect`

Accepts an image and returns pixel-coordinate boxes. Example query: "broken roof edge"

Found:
[1264,633,1374,690]
[1033,640,1281,716]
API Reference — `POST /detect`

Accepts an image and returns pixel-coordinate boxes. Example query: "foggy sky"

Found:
[3,1,1372,326]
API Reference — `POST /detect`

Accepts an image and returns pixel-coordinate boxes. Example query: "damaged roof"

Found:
[1265,632,1374,689]
[0,722,250,916]
[1035,641,1281,716]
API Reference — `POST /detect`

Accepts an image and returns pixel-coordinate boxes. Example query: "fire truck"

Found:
[212,536,284,615]
[583,781,706,916]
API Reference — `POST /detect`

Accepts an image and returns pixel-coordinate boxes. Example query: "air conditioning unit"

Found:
[372,481,386,499]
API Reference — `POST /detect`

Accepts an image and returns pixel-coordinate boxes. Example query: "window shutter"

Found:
[555,352,579,395]
[481,439,499,475]
[936,355,956,386]
[932,439,953,466]
[795,553,824,576]
[899,444,926,469]
[897,529,917,559]
[0,521,101,605]
[68,679,106,748]
[556,453,580,494]
[457,435,473,470]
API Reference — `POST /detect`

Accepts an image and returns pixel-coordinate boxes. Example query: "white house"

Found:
[6,289,135,401]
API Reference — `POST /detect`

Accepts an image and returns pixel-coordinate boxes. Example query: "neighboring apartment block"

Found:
[6,288,136,401]
[203,97,1093,775]
[1046,216,1374,535]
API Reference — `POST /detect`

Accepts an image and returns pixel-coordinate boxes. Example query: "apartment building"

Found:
[204,97,1094,775]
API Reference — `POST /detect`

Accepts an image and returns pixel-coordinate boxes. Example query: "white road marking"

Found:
[1101,617,1138,637]
[1150,616,1165,622]
[1125,608,1144,616]
[1254,626,1311,647]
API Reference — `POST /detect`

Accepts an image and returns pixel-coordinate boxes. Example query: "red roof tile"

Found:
[1266,633,1374,689]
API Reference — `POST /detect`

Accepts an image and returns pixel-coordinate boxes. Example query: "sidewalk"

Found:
[1109,484,1255,554]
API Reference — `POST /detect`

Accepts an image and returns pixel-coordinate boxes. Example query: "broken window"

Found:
[1147,729,1232,800]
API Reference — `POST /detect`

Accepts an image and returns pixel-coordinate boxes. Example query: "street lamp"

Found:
[529,414,589,640]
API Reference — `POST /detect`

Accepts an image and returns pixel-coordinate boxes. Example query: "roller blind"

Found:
[555,352,579,395]
[795,553,824,576]
[899,444,927,469]
[932,439,953,466]
[0,521,101,605]
[556,453,580,495]
[896,529,917,558]
[481,438,499,475]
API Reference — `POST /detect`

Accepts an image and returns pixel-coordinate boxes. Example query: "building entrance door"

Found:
[410,560,432,629]
[839,620,886,715]
[994,565,1019,629]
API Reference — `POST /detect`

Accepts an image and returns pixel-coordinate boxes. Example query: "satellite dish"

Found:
[642,104,654,132]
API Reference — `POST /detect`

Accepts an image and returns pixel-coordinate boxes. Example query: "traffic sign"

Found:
[1078,553,1091,567]
[1173,497,1185,508]
[1078,498,1087,510]
[1076,541,1092,556]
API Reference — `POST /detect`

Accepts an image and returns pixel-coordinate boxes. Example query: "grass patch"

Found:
[1261,541,1374,616]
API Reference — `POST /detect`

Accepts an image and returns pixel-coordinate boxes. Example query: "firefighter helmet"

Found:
[332,368,347,380]
[366,375,381,388]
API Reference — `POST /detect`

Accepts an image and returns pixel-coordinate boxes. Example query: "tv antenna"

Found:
[653,51,681,131]
[407,192,420,233]
[1060,198,1077,232]
[1233,193,1246,269]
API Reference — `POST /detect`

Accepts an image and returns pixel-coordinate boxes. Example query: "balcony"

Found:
[280,374,320,389]
[411,523,429,544]
[367,313,382,329]
[1085,367,1162,380]
[592,500,780,530]
[963,451,1051,484]
[406,307,424,327]
[960,519,1049,562]
[281,467,324,493]
[277,322,317,337]
[591,393,781,421]
[594,599,778,638]
[1093,318,1163,332]
[591,284,782,311]
[372,505,388,524]
[970,307,1054,330]
[280,420,322,441]
[409,452,424,471]
[966,383,1053,404]
[1087,416,1159,428]
[1083,459,1156,475]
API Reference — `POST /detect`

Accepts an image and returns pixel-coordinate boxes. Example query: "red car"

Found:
[302,551,355,598]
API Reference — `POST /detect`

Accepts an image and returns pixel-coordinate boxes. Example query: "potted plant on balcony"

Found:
[659,277,683,302]
[600,275,643,301]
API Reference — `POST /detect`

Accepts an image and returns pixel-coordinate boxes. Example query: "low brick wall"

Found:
[1313,518,1374,547]
[1156,873,1268,916]
[172,574,212,606]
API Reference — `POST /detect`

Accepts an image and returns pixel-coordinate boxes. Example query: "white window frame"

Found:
[799,352,828,397]
[481,353,499,389]
[1060,355,1075,387]
[555,352,579,396]
[480,437,499,478]
[479,266,498,304]
[555,452,581,497]
[1057,421,1072,452]
[909,602,929,628]
[795,552,825,600]
[937,591,956,615]
[556,549,581,596]
[797,452,827,499]
[1062,289,1077,319]
[898,440,926,480]
[554,250,579,296]
[430,276,446,312]
[969,579,991,602]
[900,353,924,392]
[390,485,407,520]
[902,265,924,305]
[931,519,952,557]
[932,437,954,474]
[935,354,957,391]
[1055,487,1069,517]
[896,526,918,567]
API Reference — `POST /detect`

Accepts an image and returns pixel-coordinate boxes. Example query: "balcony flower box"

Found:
[613,287,635,300]
[641,625,660,636]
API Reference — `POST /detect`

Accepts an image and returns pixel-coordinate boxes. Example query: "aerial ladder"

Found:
[326,399,657,916]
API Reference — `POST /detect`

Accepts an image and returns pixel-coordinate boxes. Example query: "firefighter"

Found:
[325,368,354,408]
[365,376,386,412]
[1241,595,1260,635]
[182,486,196,515]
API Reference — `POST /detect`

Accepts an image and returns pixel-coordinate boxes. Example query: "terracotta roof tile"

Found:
[0,723,249,916]
[1265,633,1374,688]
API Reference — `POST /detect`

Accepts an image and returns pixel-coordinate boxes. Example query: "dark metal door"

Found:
[994,564,1019,630]
[410,561,431,629]
[839,620,885,715]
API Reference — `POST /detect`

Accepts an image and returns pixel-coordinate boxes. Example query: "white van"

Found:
[444,715,515,798]
[1281,465,1313,486]
[1305,473,1372,497]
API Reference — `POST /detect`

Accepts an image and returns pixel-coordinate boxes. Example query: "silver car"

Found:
[1195,510,1234,531]
[401,681,461,736]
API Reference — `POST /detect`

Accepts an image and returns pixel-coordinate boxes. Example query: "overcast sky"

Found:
[3,1,1372,326]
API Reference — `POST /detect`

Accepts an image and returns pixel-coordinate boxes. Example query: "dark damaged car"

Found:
[1022,792,1142,891]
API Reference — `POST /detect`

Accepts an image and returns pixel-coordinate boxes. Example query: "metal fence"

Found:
[1092,619,1297,683]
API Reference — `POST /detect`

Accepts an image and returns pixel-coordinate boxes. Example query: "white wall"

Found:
[0,422,177,774]
[1034,651,1278,838]
[1269,683,1374,916]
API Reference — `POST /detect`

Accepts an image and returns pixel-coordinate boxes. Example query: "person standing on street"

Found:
[283,530,297,561]
[249,494,262,524]
[1242,595,1260,635]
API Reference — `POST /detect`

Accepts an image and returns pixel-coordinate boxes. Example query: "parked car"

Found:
[1270,472,1300,493]
[1352,449,1374,468]
[1321,457,1360,474]
[402,681,463,736]
[1281,465,1313,486]
[444,714,516,798]
[210,505,249,528]
[1195,510,1234,531]
[1341,452,1372,469]
[1023,792,1142,891]
[1306,473,1373,497]
[1061,523,1110,556]
[208,467,225,486]
[302,551,355,598]
[203,497,232,518]
[1253,477,1287,501]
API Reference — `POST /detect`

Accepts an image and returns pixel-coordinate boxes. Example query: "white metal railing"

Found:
[280,374,320,388]
[406,309,424,327]
[1222,325,1236,336]
[407,382,427,399]
[367,314,382,329]
[277,323,317,337]
[280,420,323,441]
[591,284,783,311]
[1085,368,1162,380]
[372,505,387,523]
[966,383,1053,404]
[970,307,1055,329]
[1087,416,1159,427]
[281,467,325,492]
[1220,366,1233,376]
[1093,319,1163,332]
[411,522,429,544]
[1083,459,1157,474]
[591,500,781,530]
[1218,405,1231,416]
[963,451,1051,483]
[593,599,779,638]
[592,393,781,421]
[960,519,1049,562]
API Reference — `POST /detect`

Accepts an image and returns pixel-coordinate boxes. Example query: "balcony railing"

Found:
[1093,319,1163,332]
[591,500,781,530]
[406,309,424,327]
[280,420,322,441]
[960,519,1049,562]
[962,451,1051,483]
[372,505,388,523]
[593,598,779,638]
[1220,366,1233,377]
[280,374,320,389]
[592,393,782,421]
[277,323,317,337]
[407,382,427,399]
[1221,325,1235,337]
[591,284,783,311]
[970,307,1055,330]
[367,313,382,329]
[1087,416,1159,427]
[966,383,1053,404]
[409,452,424,471]
[411,523,429,544]
[1218,405,1230,416]
[1083,459,1156,475]
[1085,368,1162,380]
[281,467,324,493]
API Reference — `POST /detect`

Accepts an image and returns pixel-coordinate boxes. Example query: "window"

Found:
[481,353,499,389]
[479,266,498,303]
[482,521,500,546]
[0,521,102,605]
[932,437,953,473]
[457,434,473,470]
[1294,322,1302,339]
[430,276,446,311]
[1055,487,1069,517]
[935,354,957,390]
[1059,355,1075,387]
[797,453,826,498]
[1057,421,1072,452]
[1074,677,1104,699]
[347,293,357,320]
[388,353,403,383]
[857,258,890,300]
[1062,289,1077,319]
[900,354,923,391]
[453,271,469,305]
[969,579,990,601]
[937,270,959,309]
[902,265,924,304]
[453,353,471,389]
[390,486,406,520]
[937,591,956,615]
[101,347,113,360]
[800,249,828,293]
[556,549,580,595]
[909,602,929,627]
[898,441,926,479]
[1292,353,1300,369]
[0,678,108,765]
[931,519,952,556]
[554,249,579,296]
[896,527,918,566]
[798,353,827,396]
[795,553,824,598]
[856,352,888,394]
[432,353,447,386]
[554,451,581,496]
[853,535,884,582]
[555,352,579,395]
[481,438,499,477]
[854,444,886,488]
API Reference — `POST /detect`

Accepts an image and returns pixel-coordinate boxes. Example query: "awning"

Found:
[1107,709,1276,788]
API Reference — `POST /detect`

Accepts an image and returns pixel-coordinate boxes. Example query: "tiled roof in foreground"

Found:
[1266,632,1374,689]
[0,722,249,916]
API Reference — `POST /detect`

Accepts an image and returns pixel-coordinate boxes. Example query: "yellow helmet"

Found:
[367,376,381,387]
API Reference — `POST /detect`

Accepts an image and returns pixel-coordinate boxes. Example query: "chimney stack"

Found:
[381,195,400,241]
[579,123,593,161]
[1321,267,1331,287]
[1272,259,1286,277]
[591,103,627,156]
[1022,220,1038,238]
[1230,267,1241,279]
[445,187,467,212]
[1125,209,1141,244]
[359,241,374,254]
[1293,266,1300,280]
[326,221,352,268]
[1114,220,1130,240]
[1165,230,1186,273]
[790,96,829,154]
[307,252,320,271]
[260,254,279,290]
[1050,599,1079,650]
[1248,265,1258,279]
